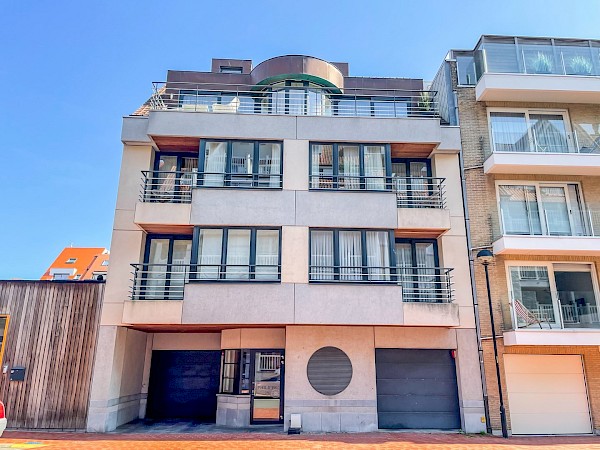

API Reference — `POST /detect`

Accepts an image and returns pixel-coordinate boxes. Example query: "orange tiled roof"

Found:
[41,247,109,281]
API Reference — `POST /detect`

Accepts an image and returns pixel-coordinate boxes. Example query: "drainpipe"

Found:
[455,90,492,433]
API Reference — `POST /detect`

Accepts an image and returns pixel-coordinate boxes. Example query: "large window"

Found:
[144,153,198,203]
[310,143,391,190]
[200,140,282,188]
[194,227,281,281]
[309,229,394,282]
[497,182,588,236]
[140,235,193,299]
[395,239,444,303]
[489,109,572,154]
[508,262,600,329]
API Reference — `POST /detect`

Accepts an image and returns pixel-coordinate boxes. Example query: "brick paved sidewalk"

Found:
[0,431,599,449]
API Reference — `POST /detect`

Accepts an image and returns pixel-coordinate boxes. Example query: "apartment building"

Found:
[41,247,109,281]
[440,36,600,435]
[87,55,485,433]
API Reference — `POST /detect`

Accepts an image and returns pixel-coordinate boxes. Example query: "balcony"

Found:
[494,207,600,256]
[464,36,600,102]
[130,263,282,301]
[484,128,600,176]
[501,297,600,346]
[150,82,440,119]
[308,264,454,304]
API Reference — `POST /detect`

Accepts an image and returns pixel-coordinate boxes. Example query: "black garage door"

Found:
[146,350,221,421]
[375,349,460,429]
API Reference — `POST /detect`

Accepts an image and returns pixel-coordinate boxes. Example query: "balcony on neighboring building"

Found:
[454,36,600,103]
[500,263,600,345]
[493,183,600,255]
[483,109,600,175]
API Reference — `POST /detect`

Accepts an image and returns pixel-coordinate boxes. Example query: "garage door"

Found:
[504,354,591,434]
[375,349,460,429]
[146,350,221,421]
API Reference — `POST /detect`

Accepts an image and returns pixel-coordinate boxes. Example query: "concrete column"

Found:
[282,139,309,191]
[455,328,487,433]
[87,326,148,432]
[281,226,309,284]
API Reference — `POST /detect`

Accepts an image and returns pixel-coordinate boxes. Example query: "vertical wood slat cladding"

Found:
[0,281,103,430]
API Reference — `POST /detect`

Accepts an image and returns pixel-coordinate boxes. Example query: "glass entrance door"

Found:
[251,350,284,424]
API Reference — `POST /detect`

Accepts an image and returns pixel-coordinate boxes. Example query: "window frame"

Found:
[141,234,194,299]
[308,228,396,282]
[309,142,393,191]
[198,139,283,189]
[495,180,587,236]
[487,107,574,154]
[394,238,440,267]
[504,260,600,328]
[0,315,9,367]
[191,226,282,282]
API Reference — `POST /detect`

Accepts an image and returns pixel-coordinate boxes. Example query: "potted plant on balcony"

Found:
[530,52,554,74]
[417,91,434,117]
[569,55,593,75]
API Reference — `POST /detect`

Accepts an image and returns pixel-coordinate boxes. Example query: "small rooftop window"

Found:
[220,66,243,74]
[65,258,77,264]
[101,260,109,266]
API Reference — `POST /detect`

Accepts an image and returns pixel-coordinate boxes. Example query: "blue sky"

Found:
[1,0,599,279]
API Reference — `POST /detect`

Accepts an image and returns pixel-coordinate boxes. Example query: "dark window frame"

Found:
[198,139,284,189]
[308,228,397,283]
[309,142,393,191]
[141,234,194,299]
[150,152,199,203]
[191,226,282,282]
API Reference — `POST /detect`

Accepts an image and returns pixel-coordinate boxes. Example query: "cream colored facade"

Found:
[88,56,485,433]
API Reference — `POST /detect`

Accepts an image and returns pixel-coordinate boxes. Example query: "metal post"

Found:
[483,262,509,438]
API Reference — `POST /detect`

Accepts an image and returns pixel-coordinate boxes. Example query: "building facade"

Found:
[41,247,109,281]
[442,36,600,435]
[87,55,486,433]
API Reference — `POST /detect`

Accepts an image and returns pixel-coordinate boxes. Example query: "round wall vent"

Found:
[307,346,352,395]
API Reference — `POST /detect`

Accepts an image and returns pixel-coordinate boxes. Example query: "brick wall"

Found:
[457,84,600,433]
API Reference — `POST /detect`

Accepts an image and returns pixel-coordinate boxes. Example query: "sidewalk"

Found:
[0,431,599,449]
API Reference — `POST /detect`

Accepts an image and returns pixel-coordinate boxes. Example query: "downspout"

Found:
[454,89,492,433]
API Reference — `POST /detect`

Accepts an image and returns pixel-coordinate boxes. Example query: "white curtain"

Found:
[339,145,360,189]
[364,146,386,190]
[225,230,251,279]
[415,243,436,302]
[259,143,281,188]
[145,239,170,298]
[490,112,530,152]
[395,243,413,300]
[198,229,223,279]
[339,231,362,280]
[255,230,279,280]
[204,142,227,186]
[366,232,390,281]
[310,231,334,280]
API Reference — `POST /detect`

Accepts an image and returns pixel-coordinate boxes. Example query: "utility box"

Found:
[10,366,25,381]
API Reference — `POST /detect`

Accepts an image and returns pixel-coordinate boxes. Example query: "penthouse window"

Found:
[199,140,282,188]
[310,143,391,190]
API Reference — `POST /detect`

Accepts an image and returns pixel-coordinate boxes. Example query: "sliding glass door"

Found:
[395,239,439,302]
[498,182,587,236]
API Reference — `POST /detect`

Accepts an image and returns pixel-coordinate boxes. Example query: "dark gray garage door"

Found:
[375,349,460,429]
[146,350,221,421]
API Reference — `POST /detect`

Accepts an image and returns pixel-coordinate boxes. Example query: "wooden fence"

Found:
[0,281,104,430]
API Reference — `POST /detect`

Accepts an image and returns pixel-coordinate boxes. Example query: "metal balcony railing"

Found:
[150,82,440,119]
[502,295,600,331]
[307,175,446,209]
[486,129,600,158]
[140,170,197,203]
[130,263,282,300]
[394,177,446,209]
[309,265,454,303]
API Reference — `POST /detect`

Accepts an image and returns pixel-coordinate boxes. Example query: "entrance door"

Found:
[250,350,284,424]
[146,350,221,421]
